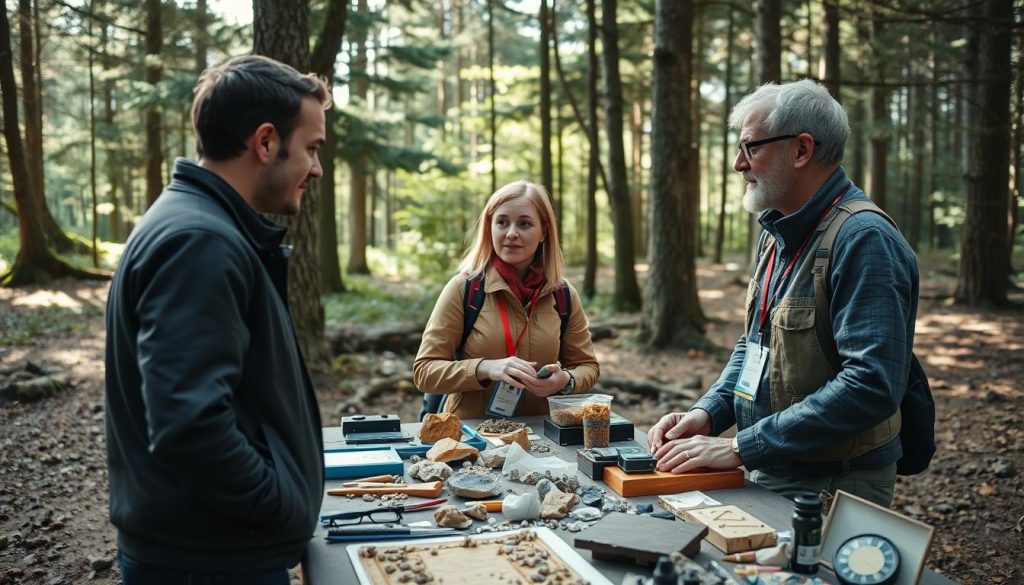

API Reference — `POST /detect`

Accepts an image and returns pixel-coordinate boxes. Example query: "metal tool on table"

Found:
[325,525,459,542]
[326,480,444,498]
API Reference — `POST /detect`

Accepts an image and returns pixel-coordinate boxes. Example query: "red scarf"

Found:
[491,256,547,306]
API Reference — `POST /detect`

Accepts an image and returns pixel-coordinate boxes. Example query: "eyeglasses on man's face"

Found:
[738,133,821,161]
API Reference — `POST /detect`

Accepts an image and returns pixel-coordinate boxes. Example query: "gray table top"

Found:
[304,417,956,585]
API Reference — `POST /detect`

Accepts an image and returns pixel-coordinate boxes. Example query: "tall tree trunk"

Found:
[582,0,598,298]
[102,13,121,243]
[144,0,162,207]
[755,0,781,84]
[908,78,924,250]
[20,0,82,254]
[956,0,1012,306]
[818,0,839,100]
[347,0,371,275]
[868,16,888,211]
[88,2,98,266]
[0,7,105,286]
[253,0,328,366]
[599,0,641,312]
[436,0,447,140]
[539,0,553,196]
[642,0,705,348]
[310,0,348,293]
[1011,25,1023,270]
[630,97,644,258]
[195,0,207,73]
[690,4,703,259]
[714,6,733,264]
[487,0,497,194]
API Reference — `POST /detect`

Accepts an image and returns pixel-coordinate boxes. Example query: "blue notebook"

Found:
[323,446,404,480]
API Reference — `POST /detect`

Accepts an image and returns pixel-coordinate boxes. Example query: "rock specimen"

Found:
[425,438,479,463]
[578,485,604,508]
[462,502,488,520]
[541,489,579,519]
[419,413,463,443]
[479,445,511,468]
[569,507,602,522]
[502,492,542,521]
[499,428,530,451]
[535,479,556,502]
[409,460,452,482]
[476,419,527,435]
[434,505,473,529]
[447,469,501,499]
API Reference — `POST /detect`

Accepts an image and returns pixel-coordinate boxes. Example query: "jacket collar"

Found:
[168,158,288,254]
[482,264,560,297]
[759,166,852,255]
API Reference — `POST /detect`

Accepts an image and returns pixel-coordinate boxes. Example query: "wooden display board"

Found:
[348,528,613,585]
[602,466,744,497]
[684,504,778,553]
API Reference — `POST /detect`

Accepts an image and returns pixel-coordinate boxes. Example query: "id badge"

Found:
[734,341,769,401]
[485,380,523,418]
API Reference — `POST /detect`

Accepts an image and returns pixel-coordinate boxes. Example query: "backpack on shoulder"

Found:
[811,199,936,476]
[418,274,572,420]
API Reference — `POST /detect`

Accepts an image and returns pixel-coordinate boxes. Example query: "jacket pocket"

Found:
[769,304,835,412]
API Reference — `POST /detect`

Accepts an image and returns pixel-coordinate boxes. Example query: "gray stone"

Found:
[409,460,452,482]
[568,507,602,521]
[535,479,556,502]
[635,503,654,514]
[651,511,677,521]
[447,470,501,499]
[87,556,112,572]
[479,445,511,469]
[992,459,1017,478]
[578,486,604,508]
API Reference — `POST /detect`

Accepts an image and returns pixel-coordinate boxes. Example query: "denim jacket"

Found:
[692,168,919,472]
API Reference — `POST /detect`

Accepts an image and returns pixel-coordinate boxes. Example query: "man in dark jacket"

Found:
[105,55,329,584]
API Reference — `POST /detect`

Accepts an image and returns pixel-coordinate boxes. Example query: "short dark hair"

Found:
[191,55,331,161]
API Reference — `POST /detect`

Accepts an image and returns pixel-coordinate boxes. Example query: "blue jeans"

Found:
[118,551,290,585]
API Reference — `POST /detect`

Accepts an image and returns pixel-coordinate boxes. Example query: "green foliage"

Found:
[322,274,438,326]
[0,302,103,347]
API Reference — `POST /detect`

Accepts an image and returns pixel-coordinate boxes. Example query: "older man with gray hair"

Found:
[648,79,919,507]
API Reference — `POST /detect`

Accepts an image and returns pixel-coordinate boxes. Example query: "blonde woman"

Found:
[414,181,599,420]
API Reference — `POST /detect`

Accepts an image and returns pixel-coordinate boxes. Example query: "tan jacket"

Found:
[413,265,600,420]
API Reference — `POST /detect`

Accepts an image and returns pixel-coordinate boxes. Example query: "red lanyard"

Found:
[757,190,847,333]
[497,288,541,357]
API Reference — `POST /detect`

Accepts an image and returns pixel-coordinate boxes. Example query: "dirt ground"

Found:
[0,251,1021,584]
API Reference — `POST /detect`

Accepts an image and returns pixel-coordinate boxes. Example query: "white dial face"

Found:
[835,535,900,585]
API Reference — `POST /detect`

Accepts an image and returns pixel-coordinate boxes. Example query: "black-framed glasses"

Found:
[321,508,403,527]
[738,133,820,160]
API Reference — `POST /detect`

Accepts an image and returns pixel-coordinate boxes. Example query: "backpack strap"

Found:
[553,280,571,341]
[812,200,899,371]
[457,273,487,359]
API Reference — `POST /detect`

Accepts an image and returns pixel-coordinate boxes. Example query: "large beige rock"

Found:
[425,438,479,463]
[498,428,531,452]
[419,413,463,443]
[541,489,579,519]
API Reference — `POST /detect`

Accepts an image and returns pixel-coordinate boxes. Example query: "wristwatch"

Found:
[558,370,576,395]
[731,436,740,455]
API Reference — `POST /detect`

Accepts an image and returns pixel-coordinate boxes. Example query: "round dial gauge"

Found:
[833,534,901,585]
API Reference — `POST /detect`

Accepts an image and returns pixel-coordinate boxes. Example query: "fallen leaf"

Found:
[977,484,997,497]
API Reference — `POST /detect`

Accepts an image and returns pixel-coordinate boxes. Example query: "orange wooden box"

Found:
[603,466,745,497]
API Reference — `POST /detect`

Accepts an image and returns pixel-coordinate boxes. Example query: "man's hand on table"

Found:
[653,435,740,473]
[648,409,711,452]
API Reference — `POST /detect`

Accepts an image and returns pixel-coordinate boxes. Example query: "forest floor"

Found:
[0,251,1021,584]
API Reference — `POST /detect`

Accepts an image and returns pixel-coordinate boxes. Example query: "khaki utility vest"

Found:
[745,200,901,464]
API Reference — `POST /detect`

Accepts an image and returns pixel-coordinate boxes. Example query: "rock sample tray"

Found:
[684,504,778,553]
[574,511,708,566]
[602,465,744,497]
[543,413,634,446]
[348,528,613,585]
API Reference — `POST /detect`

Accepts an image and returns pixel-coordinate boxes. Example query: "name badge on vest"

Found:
[734,341,769,401]
[486,380,523,418]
